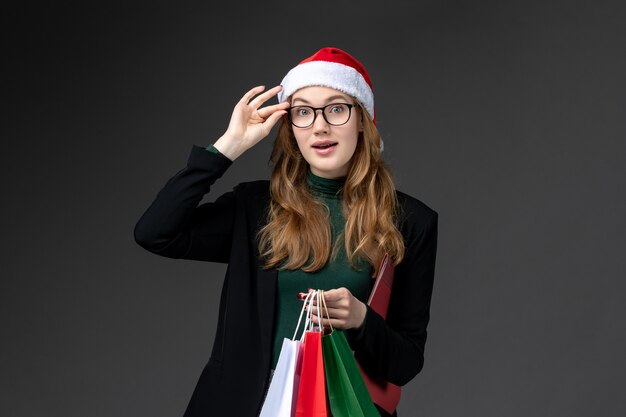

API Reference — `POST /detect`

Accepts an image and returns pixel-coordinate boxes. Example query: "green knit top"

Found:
[206,144,371,370]
[270,171,372,369]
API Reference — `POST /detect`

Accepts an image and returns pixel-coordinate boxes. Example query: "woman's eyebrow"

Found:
[292,95,351,105]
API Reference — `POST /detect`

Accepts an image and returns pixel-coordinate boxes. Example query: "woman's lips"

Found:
[311,142,338,155]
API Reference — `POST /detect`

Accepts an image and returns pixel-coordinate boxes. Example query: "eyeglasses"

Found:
[287,103,355,128]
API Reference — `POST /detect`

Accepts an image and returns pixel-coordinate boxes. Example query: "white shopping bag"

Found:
[259,291,315,417]
[259,338,301,417]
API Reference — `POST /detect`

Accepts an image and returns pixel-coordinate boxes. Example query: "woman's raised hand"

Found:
[213,85,290,160]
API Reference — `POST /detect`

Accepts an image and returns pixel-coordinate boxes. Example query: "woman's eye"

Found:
[330,105,344,113]
[297,108,310,116]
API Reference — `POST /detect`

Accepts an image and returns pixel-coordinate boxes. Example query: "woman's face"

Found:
[290,86,362,179]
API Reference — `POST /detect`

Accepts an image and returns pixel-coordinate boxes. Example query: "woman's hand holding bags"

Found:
[259,288,381,417]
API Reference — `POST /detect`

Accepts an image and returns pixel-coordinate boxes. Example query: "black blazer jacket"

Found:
[134,145,438,417]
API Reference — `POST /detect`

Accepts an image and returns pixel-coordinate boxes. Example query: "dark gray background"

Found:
[3,1,625,416]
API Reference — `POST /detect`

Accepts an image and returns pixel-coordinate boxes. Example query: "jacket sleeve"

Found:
[347,205,438,386]
[133,145,236,263]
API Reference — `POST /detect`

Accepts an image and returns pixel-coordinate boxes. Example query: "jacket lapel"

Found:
[256,265,277,368]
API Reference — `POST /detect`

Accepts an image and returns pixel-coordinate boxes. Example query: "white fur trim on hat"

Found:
[277,60,375,119]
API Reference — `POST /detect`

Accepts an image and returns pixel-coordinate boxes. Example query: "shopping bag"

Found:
[258,338,301,417]
[319,291,380,417]
[259,291,313,417]
[357,362,401,416]
[359,253,401,414]
[294,291,328,417]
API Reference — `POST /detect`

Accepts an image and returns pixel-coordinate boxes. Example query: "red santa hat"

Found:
[277,47,375,123]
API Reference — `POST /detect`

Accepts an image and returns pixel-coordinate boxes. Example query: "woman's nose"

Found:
[312,109,330,133]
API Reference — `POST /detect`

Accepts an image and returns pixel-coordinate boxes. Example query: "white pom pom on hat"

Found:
[277,47,376,124]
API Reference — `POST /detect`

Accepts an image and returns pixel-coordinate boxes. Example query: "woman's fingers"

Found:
[322,288,350,303]
[306,301,344,315]
[308,287,366,330]
[257,102,290,119]
[308,305,348,324]
[309,313,339,329]
[323,306,349,319]
[260,108,287,134]
[308,289,349,312]
[249,85,284,109]
[309,313,350,331]
[239,85,267,105]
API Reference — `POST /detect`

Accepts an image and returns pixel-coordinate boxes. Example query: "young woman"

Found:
[134,47,438,417]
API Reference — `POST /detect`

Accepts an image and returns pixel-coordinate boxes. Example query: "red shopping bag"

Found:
[358,253,402,414]
[357,362,400,415]
[294,291,329,417]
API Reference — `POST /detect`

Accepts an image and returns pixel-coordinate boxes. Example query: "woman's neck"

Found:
[306,169,345,198]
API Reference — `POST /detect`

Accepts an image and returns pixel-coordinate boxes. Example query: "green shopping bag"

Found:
[319,292,380,417]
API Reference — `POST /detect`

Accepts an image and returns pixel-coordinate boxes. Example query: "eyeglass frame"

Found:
[286,103,356,128]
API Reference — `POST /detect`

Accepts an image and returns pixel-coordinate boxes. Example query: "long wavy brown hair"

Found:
[257,101,405,274]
